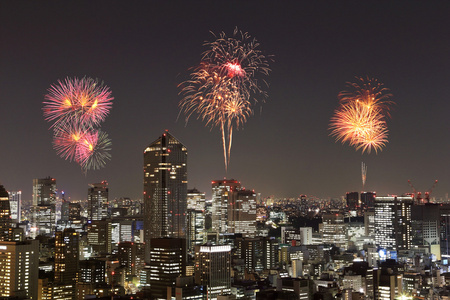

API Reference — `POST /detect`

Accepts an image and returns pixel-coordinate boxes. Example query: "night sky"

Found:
[1,1,449,202]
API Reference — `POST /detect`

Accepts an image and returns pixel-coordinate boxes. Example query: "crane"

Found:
[407,179,438,204]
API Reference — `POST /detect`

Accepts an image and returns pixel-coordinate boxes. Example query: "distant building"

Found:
[87,181,109,221]
[143,130,187,262]
[0,185,10,241]
[228,189,257,237]
[361,192,376,210]
[211,179,241,233]
[320,214,347,248]
[8,190,21,222]
[374,196,413,251]
[346,192,359,210]
[87,219,112,255]
[32,176,57,237]
[187,188,206,211]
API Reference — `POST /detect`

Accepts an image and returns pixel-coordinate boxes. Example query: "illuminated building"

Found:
[87,219,112,255]
[117,241,145,277]
[411,203,441,259]
[55,228,79,285]
[79,259,106,284]
[87,181,109,221]
[187,209,205,254]
[373,260,403,300]
[194,244,231,300]
[187,188,206,211]
[228,189,257,237]
[143,130,187,262]
[374,196,413,251]
[211,179,240,233]
[0,239,39,299]
[8,190,21,222]
[0,185,10,241]
[149,238,186,300]
[300,227,313,245]
[32,177,56,237]
[234,236,279,272]
[320,214,347,248]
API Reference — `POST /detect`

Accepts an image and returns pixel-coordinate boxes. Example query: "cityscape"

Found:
[1,2,449,300]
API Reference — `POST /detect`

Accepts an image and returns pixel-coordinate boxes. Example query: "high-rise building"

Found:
[228,189,257,237]
[411,203,441,259]
[195,244,231,300]
[55,228,79,285]
[211,179,241,233]
[87,181,109,221]
[87,219,112,255]
[320,214,347,248]
[374,196,413,251]
[0,239,39,299]
[149,238,186,300]
[187,188,206,211]
[346,192,359,210]
[143,130,187,262]
[8,190,21,222]
[32,177,57,237]
[187,209,205,254]
[361,192,376,210]
[0,185,10,241]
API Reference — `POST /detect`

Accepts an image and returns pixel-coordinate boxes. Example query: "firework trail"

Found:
[329,77,394,154]
[361,162,367,188]
[179,28,271,170]
[43,77,113,171]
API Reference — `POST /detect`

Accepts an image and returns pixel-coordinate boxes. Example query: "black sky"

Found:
[0,1,449,201]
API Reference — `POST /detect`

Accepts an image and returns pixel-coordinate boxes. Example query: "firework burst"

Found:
[43,77,113,129]
[43,77,113,171]
[179,28,271,170]
[329,77,394,154]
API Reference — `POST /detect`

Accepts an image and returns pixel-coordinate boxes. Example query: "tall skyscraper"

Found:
[87,181,109,221]
[0,185,11,241]
[32,177,56,237]
[143,130,187,261]
[187,188,206,211]
[8,190,21,222]
[211,179,241,233]
[374,196,413,251]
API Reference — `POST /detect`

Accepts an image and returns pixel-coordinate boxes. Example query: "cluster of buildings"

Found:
[0,130,450,300]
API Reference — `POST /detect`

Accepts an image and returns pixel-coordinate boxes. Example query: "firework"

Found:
[329,77,394,154]
[76,130,112,171]
[43,76,113,171]
[361,162,367,188]
[43,77,113,129]
[179,28,271,170]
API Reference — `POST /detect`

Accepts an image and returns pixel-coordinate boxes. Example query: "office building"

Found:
[32,177,57,237]
[0,239,39,299]
[211,179,241,233]
[187,188,206,211]
[346,192,359,210]
[0,185,10,241]
[187,209,205,254]
[87,219,112,255]
[143,130,187,262]
[361,192,376,210]
[8,190,21,222]
[228,189,257,237]
[87,181,109,221]
[194,244,231,300]
[374,196,413,251]
[55,228,79,285]
[149,238,186,300]
[320,213,347,248]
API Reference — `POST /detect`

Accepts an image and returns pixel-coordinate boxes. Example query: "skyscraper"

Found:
[31,177,56,237]
[374,196,413,251]
[55,228,79,285]
[228,189,257,237]
[211,179,241,233]
[8,190,21,223]
[143,130,187,261]
[0,185,10,241]
[88,181,109,221]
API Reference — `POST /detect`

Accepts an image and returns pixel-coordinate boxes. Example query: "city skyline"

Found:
[0,1,449,201]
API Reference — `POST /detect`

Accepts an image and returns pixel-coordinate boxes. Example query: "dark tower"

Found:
[143,130,187,262]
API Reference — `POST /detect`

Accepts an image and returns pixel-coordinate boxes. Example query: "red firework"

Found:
[43,77,113,129]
